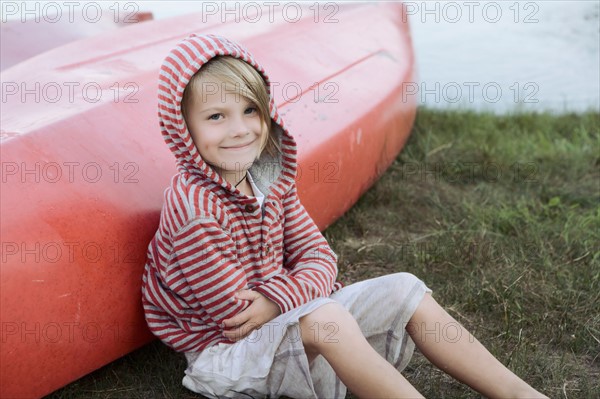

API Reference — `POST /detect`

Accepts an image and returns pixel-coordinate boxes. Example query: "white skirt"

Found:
[182,272,431,398]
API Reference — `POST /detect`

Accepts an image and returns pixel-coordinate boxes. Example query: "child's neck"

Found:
[239,180,254,197]
[218,168,250,191]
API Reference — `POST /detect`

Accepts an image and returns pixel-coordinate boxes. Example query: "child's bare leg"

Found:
[407,293,547,399]
[300,302,423,399]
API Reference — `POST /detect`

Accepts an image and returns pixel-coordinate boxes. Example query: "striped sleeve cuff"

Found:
[253,278,295,314]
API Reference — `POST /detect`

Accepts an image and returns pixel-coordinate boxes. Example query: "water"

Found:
[407,1,600,114]
[141,0,599,114]
[6,1,599,114]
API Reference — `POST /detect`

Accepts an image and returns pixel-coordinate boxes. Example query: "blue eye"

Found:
[208,113,222,121]
[245,107,257,115]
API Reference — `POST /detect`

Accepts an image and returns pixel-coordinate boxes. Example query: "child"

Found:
[141,34,547,398]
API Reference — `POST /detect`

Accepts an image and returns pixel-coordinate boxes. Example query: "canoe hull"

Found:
[1,10,153,70]
[0,3,416,397]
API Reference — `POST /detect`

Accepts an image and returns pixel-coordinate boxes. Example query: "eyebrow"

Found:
[198,107,225,115]
[198,101,255,114]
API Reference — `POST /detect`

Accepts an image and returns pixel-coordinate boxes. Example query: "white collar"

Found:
[247,171,265,207]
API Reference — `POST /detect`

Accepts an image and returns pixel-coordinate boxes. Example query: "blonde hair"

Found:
[181,56,280,159]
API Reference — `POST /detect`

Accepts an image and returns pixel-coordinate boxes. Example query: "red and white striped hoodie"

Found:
[141,34,343,353]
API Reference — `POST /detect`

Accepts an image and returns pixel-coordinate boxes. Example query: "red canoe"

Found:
[0,3,417,398]
[1,9,153,71]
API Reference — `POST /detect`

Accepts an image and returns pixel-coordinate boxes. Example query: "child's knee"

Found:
[300,302,351,331]
[393,271,423,285]
[299,302,356,352]
[385,272,427,301]
[363,272,430,324]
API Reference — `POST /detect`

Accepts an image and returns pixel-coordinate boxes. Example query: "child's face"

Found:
[185,76,264,175]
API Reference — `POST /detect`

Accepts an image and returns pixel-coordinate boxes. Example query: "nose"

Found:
[230,114,250,137]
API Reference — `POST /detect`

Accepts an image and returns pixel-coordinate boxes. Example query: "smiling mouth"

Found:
[222,140,255,149]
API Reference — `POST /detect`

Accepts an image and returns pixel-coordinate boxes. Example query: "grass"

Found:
[46,108,600,398]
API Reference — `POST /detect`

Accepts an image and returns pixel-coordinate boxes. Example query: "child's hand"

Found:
[221,290,281,342]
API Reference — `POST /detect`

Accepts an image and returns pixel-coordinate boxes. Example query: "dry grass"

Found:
[47,108,600,398]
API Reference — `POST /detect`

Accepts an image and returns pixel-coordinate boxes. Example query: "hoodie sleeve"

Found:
[253,184,340,313]
[173,217,250,325]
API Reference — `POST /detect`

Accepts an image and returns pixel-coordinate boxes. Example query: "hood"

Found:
[157,33,297,198]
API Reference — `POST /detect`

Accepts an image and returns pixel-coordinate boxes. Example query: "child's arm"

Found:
[221,289,281,342]
[143,198,255,352]
[172,217,251,326]
[253,183,339,313]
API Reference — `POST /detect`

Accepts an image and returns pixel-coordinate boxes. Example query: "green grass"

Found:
[46,108,600,398]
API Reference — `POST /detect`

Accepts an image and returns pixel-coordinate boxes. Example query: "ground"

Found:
[47,108,599,398]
